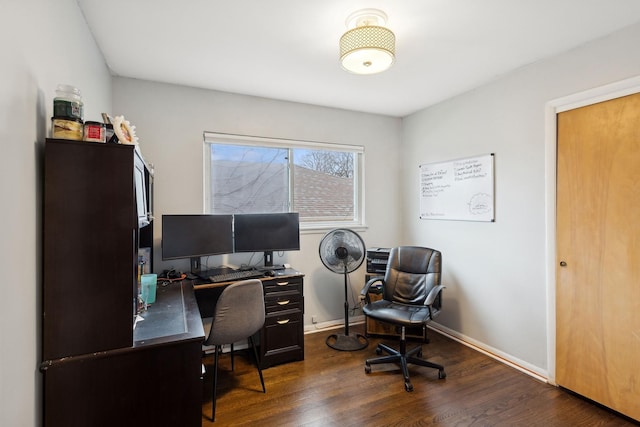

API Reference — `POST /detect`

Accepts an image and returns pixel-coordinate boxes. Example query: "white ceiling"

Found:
[77,0,640,117]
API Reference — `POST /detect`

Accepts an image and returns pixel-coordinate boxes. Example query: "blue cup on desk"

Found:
[141,274,157,304]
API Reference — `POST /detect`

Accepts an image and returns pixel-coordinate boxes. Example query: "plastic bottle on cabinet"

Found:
[51,84,84,140]
[53,84,84,121]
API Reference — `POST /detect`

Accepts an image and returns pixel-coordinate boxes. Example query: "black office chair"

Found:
[201,279,266,421]
[361,246,446,391]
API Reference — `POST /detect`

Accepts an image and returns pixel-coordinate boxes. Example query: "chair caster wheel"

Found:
[438,370,446,379]
[404,382,414,392]
[365,364,371,374]
[417,350,423,358]
[375,347,382,355]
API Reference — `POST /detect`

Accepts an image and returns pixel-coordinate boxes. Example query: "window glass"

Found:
[210,144,289,213]
[204,133,364,228]
[292,149,354,221]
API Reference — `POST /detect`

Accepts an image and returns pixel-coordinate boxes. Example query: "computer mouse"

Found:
[264,270,275,277]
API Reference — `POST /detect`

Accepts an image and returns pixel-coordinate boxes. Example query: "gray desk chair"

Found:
[361,246,446,392]
[202,279,266,421]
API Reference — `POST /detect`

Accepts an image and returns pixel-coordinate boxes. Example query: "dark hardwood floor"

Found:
[202,324,638,426]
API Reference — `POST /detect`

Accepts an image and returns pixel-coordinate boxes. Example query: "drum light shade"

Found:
[339,9,395,75]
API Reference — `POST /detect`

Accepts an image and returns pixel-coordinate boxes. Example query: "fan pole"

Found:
[343,265,350,336]
[325,264,369,351]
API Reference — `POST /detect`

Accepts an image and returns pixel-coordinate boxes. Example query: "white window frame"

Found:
[203,131,365,231]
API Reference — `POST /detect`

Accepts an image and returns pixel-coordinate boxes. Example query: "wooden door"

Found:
[556,92,640,421]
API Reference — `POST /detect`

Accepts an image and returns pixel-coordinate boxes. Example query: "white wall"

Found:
[402,22,640,376]
[112,78,403,328]
[0,1,112,425]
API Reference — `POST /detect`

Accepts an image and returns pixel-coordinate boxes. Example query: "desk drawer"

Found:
[263,277,303,294]
[265,291,302,313]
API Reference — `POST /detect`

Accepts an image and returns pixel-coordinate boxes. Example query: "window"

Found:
[204,132,364,229]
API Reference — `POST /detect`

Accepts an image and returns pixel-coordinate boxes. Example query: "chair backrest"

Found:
[382,246,441,305]
[204,279,265,346]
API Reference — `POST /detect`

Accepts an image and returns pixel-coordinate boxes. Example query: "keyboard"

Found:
[208,269,264,283]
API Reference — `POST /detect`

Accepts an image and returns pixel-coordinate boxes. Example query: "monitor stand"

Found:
[189,257,236,280]
[263,251,273,268]
[259,251,284,270]
[190,257,201,274]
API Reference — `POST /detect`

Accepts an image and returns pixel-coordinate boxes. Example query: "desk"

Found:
[193,268,305,368]
[41,282,204,427]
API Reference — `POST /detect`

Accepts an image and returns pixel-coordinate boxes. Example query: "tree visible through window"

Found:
[293,149,355,221]
[204,133,364,227]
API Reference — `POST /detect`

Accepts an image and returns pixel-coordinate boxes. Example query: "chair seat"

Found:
[363,299,434,327]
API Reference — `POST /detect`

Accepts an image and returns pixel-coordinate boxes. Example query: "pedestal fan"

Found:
[319,228,368,351]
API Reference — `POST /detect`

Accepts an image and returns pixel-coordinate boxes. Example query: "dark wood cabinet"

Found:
[41,139,203,426]
[260,274,305,368]
[43,139,150,360]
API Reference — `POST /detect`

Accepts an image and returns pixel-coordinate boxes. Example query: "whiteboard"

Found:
[419,153,494,222]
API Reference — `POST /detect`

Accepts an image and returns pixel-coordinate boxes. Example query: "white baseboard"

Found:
[428,322,548,382]
[304,315,365,334]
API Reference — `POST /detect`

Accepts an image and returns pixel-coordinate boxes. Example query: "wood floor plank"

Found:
[201,325,637,426]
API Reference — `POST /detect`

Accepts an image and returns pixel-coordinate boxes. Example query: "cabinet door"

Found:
[260,309,304,368]
[43,341,202,427]
[43,140,136,360]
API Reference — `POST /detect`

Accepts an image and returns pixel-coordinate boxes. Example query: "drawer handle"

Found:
[277,319,290,325]
[276,281,289,286]
[277,300,290,305]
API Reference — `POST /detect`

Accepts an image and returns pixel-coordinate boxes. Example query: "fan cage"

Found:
[318,228,366,274]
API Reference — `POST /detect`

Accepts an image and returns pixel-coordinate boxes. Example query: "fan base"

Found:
[326,333,368,351]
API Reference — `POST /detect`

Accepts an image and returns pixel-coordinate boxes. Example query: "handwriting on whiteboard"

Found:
[420,154,494,221]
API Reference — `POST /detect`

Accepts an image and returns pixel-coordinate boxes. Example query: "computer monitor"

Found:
[233,212,300,268]
[161,214,234,273]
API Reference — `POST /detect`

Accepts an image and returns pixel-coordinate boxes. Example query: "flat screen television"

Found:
[161,214,234,273]
[233,212,300,268]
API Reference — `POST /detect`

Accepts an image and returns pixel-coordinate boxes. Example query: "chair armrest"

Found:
[361,276,384,303]
[425,284,445,307]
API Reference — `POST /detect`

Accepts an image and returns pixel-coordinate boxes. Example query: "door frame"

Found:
[544,75,640,385]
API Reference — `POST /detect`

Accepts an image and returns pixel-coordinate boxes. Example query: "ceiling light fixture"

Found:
[339,9,395,75]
